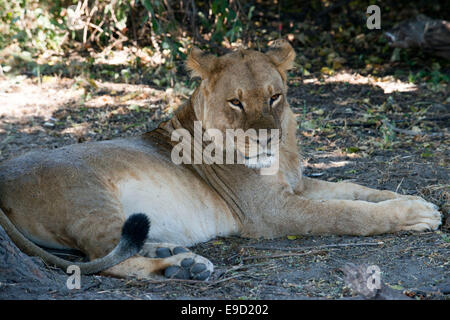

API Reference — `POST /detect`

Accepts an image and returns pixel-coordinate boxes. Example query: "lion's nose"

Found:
[249,115,277,130]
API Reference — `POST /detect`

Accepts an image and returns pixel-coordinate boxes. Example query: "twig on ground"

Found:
[382,119,422,136]
[243,241,384,252]
[205,274,243,286]
[395,177,405,193]
[129,274,244,287]
[222,262,273,275]
[241,250,324,261]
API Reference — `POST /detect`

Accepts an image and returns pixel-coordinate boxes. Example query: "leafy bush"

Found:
[0,0,66,54]
[1,0,252,57]
[1,0,448,88]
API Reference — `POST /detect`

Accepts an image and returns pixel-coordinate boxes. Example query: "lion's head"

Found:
[186,40,296,169]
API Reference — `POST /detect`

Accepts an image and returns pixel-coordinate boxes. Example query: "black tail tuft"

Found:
[121,213,150,252]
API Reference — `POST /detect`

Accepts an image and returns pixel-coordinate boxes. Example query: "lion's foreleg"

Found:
[263,192,441,236]
[296,177,413,202]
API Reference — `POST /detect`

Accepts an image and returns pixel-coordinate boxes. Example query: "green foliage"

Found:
[210,0,243,43]
[138,0,247,57]
[0,0,66,53]
[379,119,396,149]
[1,0,448,91]
[0,0,254,86]
[408,69,450,85]
[0,1,252,54]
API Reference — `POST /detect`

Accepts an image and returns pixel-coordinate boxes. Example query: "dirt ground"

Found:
[0,69,448,300]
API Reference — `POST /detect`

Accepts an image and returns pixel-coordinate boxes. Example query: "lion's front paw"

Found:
[390,198,442,232]
[163,252,214,281]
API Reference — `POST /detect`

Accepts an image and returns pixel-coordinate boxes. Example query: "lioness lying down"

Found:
[0,40,441,280]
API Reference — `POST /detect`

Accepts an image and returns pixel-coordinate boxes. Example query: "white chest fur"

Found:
[116,170,239,246]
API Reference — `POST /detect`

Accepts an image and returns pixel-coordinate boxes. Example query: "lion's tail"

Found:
[0,209,150,275]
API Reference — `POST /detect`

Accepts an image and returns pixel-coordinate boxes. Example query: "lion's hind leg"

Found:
[73,219,213,281]
[102,248,213,280]
[65,205,213,281]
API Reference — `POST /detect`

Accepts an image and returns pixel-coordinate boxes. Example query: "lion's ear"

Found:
[186,47,218,80]
[266,40,296,72]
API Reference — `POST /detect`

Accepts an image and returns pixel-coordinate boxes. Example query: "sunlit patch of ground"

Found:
[0,75,180,161]
[0,76,83,121]
[303,70,418,94]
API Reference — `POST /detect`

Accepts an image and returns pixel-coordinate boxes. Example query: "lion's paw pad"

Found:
[156,246,189,258]
[164,260,211,280]
[163,255,213,281]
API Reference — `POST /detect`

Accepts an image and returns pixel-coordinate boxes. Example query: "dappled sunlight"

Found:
[0,76,173,119]
[312,152,362,159]
[93,49,131,66]
[93,47,171,68]
[83,82,168,109]
[304,160,352,170]
[61,122,92,137]
[0,76,84,119]
[17,125,46,135]
[303,71,418,94]
[0,75,174,161]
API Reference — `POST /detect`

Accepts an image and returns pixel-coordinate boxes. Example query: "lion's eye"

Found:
[228,99,243,109]
[270,94,281,104]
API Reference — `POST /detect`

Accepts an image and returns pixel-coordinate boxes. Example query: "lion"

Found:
[0,40,441,281]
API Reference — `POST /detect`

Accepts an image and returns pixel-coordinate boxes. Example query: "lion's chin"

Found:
[244,154,276,169]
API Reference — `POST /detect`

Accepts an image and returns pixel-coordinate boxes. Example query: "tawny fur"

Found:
[0,40,441,279]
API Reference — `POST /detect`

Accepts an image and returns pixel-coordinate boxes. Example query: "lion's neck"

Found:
[144,92,302,225]
[171,93,199,134]
[141,92,199,152]
[146,95,249,222]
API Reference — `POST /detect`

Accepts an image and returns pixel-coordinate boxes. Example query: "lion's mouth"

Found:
[237,136,279,169]
[242,152,276,169]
